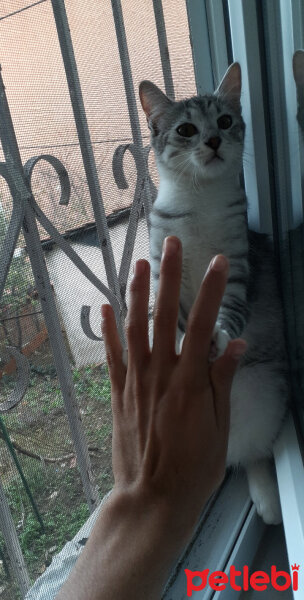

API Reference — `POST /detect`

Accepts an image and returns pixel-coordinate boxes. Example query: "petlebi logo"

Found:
[185,564,300,595]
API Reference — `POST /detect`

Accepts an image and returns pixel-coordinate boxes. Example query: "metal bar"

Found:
[0,543,11,583]
[50,0,125,344]
[0,477,31,597]
[111,0,149,149]
[0,0,47,22]
[152,0,175,99]
[22,203,99,513]
[0,195,25,301]
[0,67,99,514]
[0,63,31,300]
[0,417,44,530]
[111,0,153,301]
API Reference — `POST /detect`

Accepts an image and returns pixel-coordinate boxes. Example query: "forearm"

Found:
[55,490,195,600]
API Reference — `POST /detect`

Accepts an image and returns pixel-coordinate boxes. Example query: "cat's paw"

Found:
[247,461,282,525]
[209,322,230,361]
[251,488,282,525]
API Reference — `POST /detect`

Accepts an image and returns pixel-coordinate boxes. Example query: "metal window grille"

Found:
[0,0,196,596]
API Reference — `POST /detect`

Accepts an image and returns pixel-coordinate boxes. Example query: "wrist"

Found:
[107,484,201,552]
[57,486,204,600]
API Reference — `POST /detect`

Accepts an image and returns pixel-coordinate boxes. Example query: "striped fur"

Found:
[140,63,288,524]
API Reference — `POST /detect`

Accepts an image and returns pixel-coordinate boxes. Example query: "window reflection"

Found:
[286,50,304,429]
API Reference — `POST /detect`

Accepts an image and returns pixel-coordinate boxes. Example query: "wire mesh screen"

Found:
[0,1,195,597]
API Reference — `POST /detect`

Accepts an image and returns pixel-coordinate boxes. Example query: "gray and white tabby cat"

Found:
[139,63,288,524]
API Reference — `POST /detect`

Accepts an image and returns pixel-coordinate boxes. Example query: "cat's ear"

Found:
[139,81,173,131]
[293,50,304,88]
[215,63,241,111]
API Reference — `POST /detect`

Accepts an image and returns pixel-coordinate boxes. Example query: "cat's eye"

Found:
[176,123,198,137]
[217,114,232,129]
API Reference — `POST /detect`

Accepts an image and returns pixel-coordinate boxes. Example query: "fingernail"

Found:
[229,340,247,360]
[162,236,180,258]
[211,255,227,272]
[133,260,146,276]
[101,304,109,321]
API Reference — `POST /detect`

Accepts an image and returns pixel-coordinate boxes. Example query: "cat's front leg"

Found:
[211,254,250,360]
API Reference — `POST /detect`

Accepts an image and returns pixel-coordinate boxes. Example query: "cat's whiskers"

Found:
[172,152,193,184]
[191,168,197,192]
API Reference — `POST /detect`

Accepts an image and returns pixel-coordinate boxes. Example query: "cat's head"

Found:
[139,63,244,182]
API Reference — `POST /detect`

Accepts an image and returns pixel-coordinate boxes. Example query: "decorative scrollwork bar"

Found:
[0,65,99,514]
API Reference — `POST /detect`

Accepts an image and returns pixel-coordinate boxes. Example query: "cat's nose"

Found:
[205,136,221,150]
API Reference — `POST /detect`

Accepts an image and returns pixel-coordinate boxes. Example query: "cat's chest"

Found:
[178,216,223,274]
[152,200,226,253]
[155,178,245,240]
[181,213,221,244]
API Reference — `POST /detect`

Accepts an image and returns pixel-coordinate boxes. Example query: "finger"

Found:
[152,236,182,358]
[181,255,229,367]
[101,304,126,389]
[210,338,247,432]
[125,259,150,365]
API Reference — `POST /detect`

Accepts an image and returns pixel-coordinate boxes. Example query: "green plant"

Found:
[72,366,111,404]
[3,463,89,576]
[97,423,112,442]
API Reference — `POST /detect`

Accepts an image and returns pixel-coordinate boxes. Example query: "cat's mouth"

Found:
[205,153,224,165]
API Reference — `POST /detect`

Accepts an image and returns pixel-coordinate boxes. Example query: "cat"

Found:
[139,63,288,525]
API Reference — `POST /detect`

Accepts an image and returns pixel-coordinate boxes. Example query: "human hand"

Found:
[101,236,246,542]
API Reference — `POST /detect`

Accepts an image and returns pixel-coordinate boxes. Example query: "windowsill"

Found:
[162,472,264,599]
[274,413,304,598]
[163,413,304,599]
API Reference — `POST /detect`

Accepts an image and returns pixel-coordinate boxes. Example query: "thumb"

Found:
[210,339,247,428]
